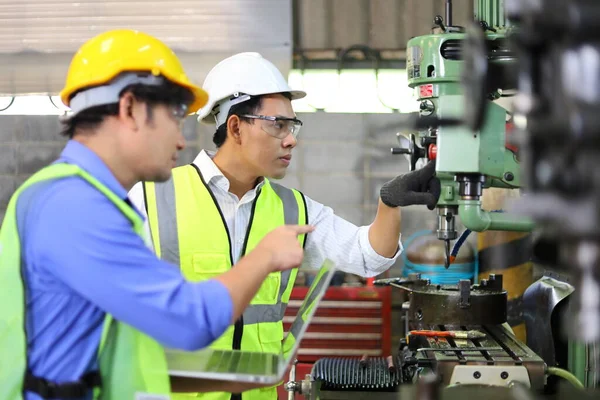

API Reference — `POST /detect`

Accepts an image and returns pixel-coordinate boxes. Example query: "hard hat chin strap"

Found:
[212,93,252,128]
[68,73,164,116]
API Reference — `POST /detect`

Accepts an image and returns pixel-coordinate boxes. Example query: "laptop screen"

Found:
[165,259,337,382]
[280,259,335,364]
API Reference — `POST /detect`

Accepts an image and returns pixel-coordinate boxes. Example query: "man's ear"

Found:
[118,92,141,131]
[227,115,243,145]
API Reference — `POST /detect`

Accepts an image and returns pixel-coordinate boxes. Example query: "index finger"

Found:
[286,224,315,234]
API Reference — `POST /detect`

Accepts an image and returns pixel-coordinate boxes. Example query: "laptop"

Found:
[165,259,337,384]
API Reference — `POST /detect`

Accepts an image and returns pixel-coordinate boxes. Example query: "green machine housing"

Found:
[401,4,533,264]
[392,0,595,390]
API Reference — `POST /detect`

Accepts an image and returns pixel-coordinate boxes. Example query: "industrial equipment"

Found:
[285,274,549,399]
[392,0,532,268]
[284,0,600,398]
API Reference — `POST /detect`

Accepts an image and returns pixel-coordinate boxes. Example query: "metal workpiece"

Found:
[562,241,600,343]
[523,275,575,366]
[407,274,507,326]
[373,274,423,287]
[410,329,487,340]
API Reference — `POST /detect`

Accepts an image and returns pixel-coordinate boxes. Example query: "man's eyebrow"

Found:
[273,114,299,119]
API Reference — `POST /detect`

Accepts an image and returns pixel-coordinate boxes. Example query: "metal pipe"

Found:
[287,359,298,400]
[458,199,534,232]
[445,0,452,27]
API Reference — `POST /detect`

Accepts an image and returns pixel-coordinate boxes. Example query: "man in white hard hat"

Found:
[129,52,440,400]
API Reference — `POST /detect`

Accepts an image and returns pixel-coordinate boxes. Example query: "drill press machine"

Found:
[394,0,533,267]
[284,3,550,399]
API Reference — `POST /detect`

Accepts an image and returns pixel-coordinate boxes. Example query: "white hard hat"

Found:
[196,52,306,127]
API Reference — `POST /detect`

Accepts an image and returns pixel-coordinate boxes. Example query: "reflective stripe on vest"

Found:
[143,165,307,327]
[0,163,170,400]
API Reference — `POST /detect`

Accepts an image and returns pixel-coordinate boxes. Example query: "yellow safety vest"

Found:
[0,163,171,400]
[143,164,308,400]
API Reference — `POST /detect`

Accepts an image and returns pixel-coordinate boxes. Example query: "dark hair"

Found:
[60,78,195,139]
[213,92,293,148]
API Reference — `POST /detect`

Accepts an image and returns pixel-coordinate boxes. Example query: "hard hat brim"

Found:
[60,74,208,115]
[289,89,307,101]
[183,83,209,114]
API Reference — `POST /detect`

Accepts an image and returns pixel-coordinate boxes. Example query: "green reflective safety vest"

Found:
[143,164,308,400]
[0,163,171,400]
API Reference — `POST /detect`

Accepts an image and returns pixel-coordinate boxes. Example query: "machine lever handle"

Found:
[391,147,411,155]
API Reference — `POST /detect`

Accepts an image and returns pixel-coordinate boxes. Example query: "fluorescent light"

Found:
[0,95,68,115]
[0,69,421,115]
[288,69,420,113]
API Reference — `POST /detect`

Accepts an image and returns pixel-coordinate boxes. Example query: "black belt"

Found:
[24,370,102,399]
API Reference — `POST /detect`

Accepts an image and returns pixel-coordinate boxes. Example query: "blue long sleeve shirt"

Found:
[16,140,233,399]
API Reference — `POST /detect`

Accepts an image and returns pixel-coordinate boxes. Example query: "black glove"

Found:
[380,161,441,210]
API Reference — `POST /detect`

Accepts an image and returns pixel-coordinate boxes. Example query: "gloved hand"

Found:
[380,161,441,210]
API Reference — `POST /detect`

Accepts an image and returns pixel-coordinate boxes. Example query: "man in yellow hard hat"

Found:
[0,30,313,400]
[129,52,441,400]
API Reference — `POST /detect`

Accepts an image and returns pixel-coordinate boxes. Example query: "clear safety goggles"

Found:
[170,103,189,127]
[241,114,303,139]
[171,103,189,120]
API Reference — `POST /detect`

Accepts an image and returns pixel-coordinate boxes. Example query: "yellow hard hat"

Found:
[60,29,208,113]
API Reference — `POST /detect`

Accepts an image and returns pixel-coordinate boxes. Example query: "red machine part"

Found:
[426,121,516,162]
[427,120,513,158]
[277,286,392,398]
[419,84,434,98]
[428,143,437,161]
[505,121,519,154]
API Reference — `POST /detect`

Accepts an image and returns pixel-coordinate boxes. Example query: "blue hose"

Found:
[451,228,472,259]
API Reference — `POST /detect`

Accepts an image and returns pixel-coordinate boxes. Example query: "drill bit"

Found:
[444,239,451,268]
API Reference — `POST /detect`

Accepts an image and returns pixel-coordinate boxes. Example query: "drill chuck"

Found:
[437,206,458,241]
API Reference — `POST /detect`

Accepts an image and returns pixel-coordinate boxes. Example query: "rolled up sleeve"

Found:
[302,195,402,278]
[357,225,403,276]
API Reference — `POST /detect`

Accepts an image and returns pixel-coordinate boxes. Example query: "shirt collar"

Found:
[57,140,128,200]
[193,150,265,192]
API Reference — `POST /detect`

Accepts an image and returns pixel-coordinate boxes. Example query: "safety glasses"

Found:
[240,114,303,139]
[170,103,189,127]
[171,103,189,120]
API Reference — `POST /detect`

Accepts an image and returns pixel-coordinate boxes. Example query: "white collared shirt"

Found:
[128,150,402,277]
